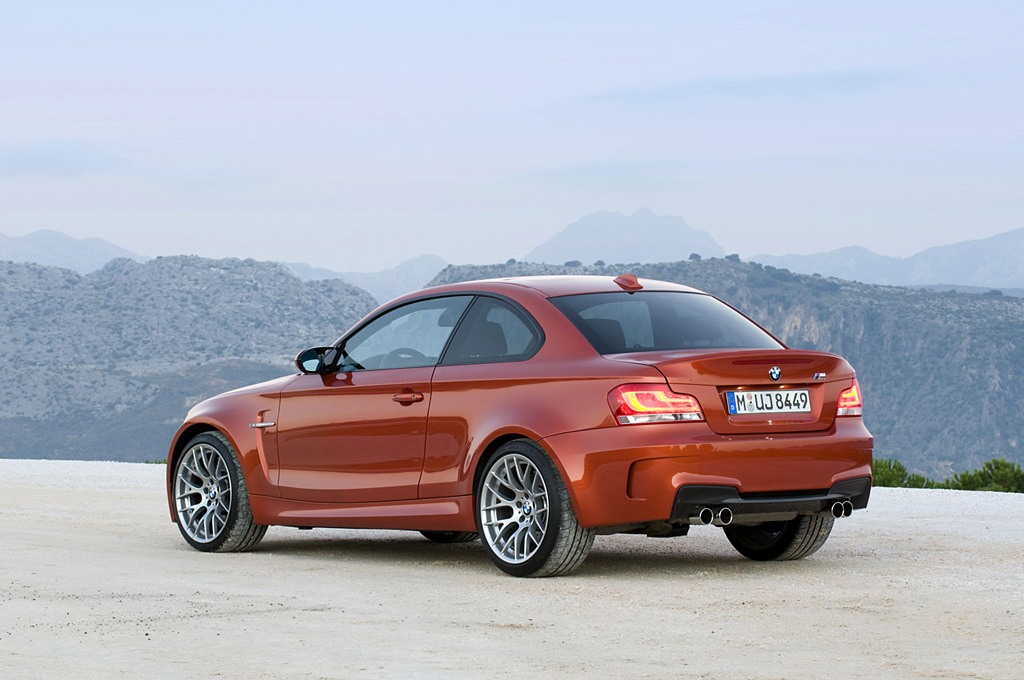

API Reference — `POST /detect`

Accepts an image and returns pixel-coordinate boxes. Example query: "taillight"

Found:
[609,384,704,425]
[837,380,862,417]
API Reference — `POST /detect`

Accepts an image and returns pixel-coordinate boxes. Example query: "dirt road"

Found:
[1,459,1021,679]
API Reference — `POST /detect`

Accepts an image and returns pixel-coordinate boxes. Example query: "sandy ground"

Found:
[1,460,1022,679]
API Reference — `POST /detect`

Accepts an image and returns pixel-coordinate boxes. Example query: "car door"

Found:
[276,295,472,503]
[421,296,545,499]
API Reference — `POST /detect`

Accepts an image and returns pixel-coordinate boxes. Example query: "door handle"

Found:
[392,392,424,405]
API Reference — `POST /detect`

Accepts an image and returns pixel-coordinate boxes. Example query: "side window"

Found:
[442,297,542,365]
[336,296,471,371]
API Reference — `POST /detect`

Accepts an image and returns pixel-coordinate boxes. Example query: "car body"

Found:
[167,274,873,576]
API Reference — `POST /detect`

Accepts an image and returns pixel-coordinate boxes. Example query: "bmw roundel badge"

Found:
[769,366,782,381]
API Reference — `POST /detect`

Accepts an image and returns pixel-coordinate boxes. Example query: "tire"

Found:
[476,439,595,577]
[420,530,479,544]
[172,431,267,553]
[723,515,834,561]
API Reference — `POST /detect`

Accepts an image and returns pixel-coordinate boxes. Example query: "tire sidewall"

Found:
[475,440,564,577]
[173,432,242,552]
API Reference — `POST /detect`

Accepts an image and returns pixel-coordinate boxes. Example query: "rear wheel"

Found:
[723,515,834,561]
[420,530,479,544]
[476,439,594,577]
[172,431,267,552]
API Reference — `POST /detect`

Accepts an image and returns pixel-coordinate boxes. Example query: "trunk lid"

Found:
[611,349,856,435]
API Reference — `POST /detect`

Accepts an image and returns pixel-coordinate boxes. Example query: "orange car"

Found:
[166,274,872,576]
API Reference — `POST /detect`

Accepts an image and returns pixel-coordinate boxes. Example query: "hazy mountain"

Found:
[286,254,447,305]
[0,229,146,274]
[754,228,1024,290]
[524,209,725,265]
[430,260,1024,479]
[750,246,902,284]
[0,257,376,461]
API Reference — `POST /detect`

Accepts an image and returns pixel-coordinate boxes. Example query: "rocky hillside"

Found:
[429,259,1024,478]
[0,257,376,461]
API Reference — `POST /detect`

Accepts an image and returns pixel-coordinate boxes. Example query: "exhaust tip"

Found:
[695,507,714,525]
[843,500,854,517]
[717,507,733,526]
[830,501,846,519]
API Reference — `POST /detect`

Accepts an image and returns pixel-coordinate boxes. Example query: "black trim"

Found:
[671,476,871,525]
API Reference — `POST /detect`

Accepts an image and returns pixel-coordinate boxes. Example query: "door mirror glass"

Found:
[295,347,331,374]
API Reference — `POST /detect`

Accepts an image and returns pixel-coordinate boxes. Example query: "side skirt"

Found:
[250,494,477,532]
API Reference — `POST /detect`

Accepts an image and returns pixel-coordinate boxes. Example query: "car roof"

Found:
[425,275,705,298]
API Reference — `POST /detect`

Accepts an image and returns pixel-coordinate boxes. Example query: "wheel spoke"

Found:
[175,442,233,544]
[479,452,550,565]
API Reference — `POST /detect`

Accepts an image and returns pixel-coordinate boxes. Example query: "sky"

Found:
[1,0,1022,271]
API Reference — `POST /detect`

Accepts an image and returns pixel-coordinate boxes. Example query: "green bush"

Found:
[944,458,1024,493]
[872,456,1024,493]
[872,457,936,488]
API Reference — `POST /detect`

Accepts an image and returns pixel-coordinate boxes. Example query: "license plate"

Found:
[726,389,810,415]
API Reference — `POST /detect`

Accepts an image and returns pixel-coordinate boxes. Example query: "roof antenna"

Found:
[613,274,643,291]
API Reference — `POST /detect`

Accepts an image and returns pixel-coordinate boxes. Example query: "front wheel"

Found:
[172,431,267,552]
[476,439,595,577]
[723,515,834,561]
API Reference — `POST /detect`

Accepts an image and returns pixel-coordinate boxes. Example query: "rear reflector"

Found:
[837,379,863,417]
[609,384,704,425]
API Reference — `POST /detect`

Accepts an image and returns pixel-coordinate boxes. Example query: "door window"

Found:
[336,296,471,371]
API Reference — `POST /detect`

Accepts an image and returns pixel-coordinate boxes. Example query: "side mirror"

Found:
[295,347,334,374]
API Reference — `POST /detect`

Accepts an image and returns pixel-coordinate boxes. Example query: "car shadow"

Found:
[248,529,791,578]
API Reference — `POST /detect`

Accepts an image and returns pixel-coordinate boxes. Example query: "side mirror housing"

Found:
[295,347,334,374]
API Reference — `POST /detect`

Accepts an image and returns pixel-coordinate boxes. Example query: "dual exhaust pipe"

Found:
[689,507,733,527]
[690,499,855,526]
[828,500,855,519]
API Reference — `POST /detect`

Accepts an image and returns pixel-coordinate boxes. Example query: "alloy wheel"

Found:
[479,453,549,564]
[174,443,233,543]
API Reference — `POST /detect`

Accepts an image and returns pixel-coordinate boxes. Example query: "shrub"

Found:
[944,458,1024,493]
[872,456,1024,493]
[872,457,936,488]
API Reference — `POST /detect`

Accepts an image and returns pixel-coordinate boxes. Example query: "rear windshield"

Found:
[550,291,783,354]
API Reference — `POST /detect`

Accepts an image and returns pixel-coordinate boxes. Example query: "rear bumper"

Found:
[540,418,873,529]
[671,477,871,525]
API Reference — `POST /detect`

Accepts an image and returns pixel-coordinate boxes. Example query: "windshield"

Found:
[550,291,783,355]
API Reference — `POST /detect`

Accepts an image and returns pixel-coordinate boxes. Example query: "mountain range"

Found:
[0,229,145,274]
[753,228,1024,290]
[287,254,447,305]
[2,212,1023,294]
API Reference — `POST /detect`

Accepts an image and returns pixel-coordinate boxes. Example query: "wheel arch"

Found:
[469,432,582,523]
[165,421,237,523]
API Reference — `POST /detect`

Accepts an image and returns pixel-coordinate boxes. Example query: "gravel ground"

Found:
[1,459,1022,679]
